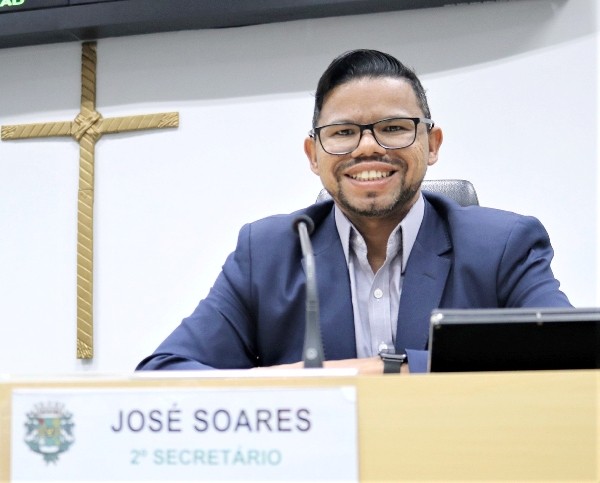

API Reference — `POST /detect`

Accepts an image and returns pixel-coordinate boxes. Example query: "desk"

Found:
[1,370,598,481]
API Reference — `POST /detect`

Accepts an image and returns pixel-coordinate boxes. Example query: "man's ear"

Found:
[304,136,320,175]
[427,126,443,167]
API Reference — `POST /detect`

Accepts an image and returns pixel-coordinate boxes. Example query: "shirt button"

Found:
[373,288,383,299]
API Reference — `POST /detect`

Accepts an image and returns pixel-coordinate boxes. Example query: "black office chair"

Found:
[316,179,479,207]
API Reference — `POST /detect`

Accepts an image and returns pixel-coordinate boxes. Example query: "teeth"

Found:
[350,170,392,181]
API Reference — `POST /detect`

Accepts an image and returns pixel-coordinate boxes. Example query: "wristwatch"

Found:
[379,351,407,374]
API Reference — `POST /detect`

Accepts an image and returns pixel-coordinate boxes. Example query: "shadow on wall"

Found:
[0,0,589,114]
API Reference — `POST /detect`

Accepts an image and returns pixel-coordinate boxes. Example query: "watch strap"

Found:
[382,358,402,373]
[380,352,407,374]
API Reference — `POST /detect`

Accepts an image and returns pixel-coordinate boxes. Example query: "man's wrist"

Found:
[379,351,407,374]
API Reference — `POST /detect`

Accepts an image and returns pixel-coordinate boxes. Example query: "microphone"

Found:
[293,215,325,368]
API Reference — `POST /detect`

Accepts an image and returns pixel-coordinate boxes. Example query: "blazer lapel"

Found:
[309,203,357,359]
[396,198,452,352]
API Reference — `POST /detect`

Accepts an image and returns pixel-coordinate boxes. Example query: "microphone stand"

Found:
[294,215,325,368]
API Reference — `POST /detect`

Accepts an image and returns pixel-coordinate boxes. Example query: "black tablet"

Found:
[428,308,600,372]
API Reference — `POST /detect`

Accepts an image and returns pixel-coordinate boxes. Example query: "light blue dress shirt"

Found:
[334,194,425,358]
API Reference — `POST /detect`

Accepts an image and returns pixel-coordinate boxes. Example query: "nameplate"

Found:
[11,386,358,482]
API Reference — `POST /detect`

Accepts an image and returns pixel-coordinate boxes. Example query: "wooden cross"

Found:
[1,42,179,359]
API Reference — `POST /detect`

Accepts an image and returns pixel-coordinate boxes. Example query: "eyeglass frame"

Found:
[308,117,435,155]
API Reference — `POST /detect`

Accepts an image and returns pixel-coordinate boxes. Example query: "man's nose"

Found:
[352,130,387,157]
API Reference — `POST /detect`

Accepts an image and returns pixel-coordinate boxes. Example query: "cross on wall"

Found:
[1,42,179,359]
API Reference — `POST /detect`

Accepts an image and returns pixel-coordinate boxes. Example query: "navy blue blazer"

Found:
[137,192,571,371]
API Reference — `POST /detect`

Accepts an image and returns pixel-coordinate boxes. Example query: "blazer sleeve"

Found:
[136,223,259,371]
[496,215,571,308]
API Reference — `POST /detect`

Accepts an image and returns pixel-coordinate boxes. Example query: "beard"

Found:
[332,158,420,218]
[335,184,419,218]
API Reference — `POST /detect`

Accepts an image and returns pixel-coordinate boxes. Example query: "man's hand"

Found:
[256,357,409,374]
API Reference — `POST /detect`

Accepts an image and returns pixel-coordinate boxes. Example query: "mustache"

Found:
[337,156,403,171]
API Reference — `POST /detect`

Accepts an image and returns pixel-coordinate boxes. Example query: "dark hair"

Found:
[312,49,431,127]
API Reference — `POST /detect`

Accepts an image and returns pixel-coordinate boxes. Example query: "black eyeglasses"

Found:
[309,117,434,155]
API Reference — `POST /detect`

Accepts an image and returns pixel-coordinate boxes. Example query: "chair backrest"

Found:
[421,179,479,206]
[316,179,479,207]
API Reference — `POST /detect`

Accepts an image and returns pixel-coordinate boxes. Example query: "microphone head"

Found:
[292,215,315,235]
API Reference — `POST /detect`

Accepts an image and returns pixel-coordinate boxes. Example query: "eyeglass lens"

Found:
[319,118,418,154]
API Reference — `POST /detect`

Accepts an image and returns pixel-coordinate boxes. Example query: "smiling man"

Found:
[137,49,570,374]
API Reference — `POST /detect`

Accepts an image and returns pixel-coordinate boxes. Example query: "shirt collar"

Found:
[334,193,425,273]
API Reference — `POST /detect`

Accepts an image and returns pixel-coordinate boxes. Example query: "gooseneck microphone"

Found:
[292,215,325,368]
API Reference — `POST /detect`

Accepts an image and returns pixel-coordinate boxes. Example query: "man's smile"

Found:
[348,170,395,181]
[341,160,400,185]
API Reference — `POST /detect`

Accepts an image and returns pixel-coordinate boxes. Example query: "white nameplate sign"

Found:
[11,386,358,482]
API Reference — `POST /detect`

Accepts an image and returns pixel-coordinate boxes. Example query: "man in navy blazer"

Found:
[137,50,570,374]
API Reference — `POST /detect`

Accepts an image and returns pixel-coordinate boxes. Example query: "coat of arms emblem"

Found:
[24,402,75,463]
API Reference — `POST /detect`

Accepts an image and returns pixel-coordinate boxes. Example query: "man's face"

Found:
[304,77,442,223]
